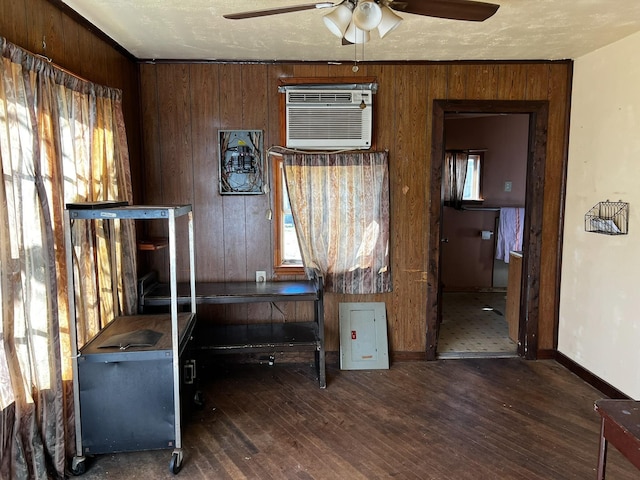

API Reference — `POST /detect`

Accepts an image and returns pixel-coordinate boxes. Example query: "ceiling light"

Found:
[323,2,354,38]
[377,5,403,38]
[344,21,370,44]
[352,1,383,31]
[322,1,403,44]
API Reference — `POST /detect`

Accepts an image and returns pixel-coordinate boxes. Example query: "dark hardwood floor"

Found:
[74,358,637,479]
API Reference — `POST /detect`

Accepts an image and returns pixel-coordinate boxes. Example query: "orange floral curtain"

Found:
[283,151,391,294]
[0,37,136,479]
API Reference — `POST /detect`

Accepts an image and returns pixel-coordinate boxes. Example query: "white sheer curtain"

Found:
[283,151,391,294]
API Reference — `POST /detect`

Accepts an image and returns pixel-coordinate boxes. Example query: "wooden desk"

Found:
[594,399,640,479]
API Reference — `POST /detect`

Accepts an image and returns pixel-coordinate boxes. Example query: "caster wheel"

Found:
[169,452,183,474]
[70,456,86,476]
[193,390,204,408]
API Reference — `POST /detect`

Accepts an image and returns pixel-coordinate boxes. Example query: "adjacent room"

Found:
[1,0,640,479]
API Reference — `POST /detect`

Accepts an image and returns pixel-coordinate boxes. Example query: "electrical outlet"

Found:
[504,181,512,192]
[255,270,266,282]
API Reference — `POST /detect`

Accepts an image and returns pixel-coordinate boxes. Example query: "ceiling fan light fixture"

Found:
[377,5,403,38]
[344,21,370,44]
[352,0,383,31]
[323,3,354,38]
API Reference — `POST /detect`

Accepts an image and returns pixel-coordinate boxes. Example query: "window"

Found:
[279,151,392,294]
[444,151,483,207]
[273,156,304,274]
[463,153,483,201]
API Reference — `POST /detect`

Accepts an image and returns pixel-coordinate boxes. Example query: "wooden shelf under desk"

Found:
[137,237,169,251]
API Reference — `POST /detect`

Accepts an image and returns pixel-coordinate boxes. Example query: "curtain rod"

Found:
[461,206,525,211]
[34,51,91,84]
[3,35,91,84]
[461,206,500,211]
[446,148,488,153]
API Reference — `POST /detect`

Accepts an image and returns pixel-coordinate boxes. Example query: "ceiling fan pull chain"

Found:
[353,32,359,71]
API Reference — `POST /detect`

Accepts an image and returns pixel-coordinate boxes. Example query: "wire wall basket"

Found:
[584,200,628,235]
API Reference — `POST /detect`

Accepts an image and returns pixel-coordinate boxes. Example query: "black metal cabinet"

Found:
[77,314,196,454]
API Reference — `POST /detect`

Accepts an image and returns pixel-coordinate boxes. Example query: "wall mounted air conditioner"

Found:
[285,88,373,150]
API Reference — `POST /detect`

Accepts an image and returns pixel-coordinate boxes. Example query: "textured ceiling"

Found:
[60,0,640,62]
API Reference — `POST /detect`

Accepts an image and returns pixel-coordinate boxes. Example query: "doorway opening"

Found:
[426,100,550,361]
[437,113,528,359]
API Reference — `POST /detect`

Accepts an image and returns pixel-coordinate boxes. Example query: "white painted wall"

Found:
[560,30,640,398]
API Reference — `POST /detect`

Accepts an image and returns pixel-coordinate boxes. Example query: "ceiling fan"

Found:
[223,0,500,45]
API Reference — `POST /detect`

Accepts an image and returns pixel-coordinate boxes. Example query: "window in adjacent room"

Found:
[463,153,483,201]
[444,151,484,207]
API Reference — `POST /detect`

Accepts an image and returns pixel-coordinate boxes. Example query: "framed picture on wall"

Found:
[218,130,264,194]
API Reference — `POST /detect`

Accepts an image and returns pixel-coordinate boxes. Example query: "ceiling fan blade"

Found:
[224,2,336,20]
[391,0,499,22]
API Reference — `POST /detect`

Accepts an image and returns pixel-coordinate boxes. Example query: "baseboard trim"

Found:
[536,349,556,360]
[554,351,629,399]
[391,351,428,362]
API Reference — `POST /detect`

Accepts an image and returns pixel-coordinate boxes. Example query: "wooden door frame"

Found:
[426,100,549,361]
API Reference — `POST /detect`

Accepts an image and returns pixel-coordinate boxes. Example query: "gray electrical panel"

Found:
[339,302,389,370]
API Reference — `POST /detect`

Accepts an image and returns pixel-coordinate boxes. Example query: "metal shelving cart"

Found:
[139,272,326,388]
[64,204,196,475]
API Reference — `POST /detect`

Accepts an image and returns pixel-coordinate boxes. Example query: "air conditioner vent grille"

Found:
[288,91,354,104]
[285,88,373,149]
[288,109,365,140]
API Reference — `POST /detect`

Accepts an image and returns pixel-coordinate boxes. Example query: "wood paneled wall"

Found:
[2,0,143,202]
[5,1,571,357]
[139,61,572,356]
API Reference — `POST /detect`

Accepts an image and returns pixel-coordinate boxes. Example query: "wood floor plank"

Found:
[76,358,639,479]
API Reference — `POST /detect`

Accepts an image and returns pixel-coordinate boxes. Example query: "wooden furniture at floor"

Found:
[139,271,326,388]
[594,399,640,479]
[506,250,523,343]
